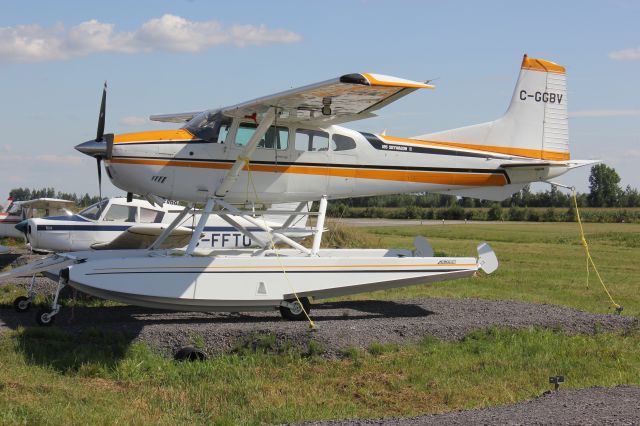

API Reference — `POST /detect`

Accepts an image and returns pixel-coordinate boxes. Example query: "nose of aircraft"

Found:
[75,140,107,158]
[14,219,27,234]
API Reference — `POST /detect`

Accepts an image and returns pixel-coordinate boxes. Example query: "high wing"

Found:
[150,73,433,125]
[90,224,196,250]
[20,198,75,210]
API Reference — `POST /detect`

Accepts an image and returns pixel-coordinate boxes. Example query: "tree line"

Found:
[7,187,101,208]
[328,164,639,215]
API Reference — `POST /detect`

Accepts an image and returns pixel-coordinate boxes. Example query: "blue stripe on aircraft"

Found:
[37,225,131,231]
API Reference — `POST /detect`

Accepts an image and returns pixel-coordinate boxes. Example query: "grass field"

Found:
[0,327,638,424]
[326,222,640,317]
[0,222,639,424]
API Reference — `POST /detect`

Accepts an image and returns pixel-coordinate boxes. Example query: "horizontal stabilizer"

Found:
[500,159,599,169]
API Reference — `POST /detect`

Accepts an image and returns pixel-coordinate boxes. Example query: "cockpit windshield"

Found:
[184,111,231,143]
[78,199,108,221]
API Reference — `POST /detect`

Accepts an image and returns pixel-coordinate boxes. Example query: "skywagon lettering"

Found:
[519,90,563,104]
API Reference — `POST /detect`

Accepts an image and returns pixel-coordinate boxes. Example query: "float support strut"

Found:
[311,196,328,256]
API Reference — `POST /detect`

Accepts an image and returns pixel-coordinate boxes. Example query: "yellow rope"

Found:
[244,160,317,329]
[571,189,623,314]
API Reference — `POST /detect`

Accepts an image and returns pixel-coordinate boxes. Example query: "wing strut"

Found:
[148,204,193,250]
[215,107,276,198]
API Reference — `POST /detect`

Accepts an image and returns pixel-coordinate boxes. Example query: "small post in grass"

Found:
[549,375,565,391]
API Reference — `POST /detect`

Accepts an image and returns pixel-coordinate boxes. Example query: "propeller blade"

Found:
[96,81,107,142]
[96,157,103,200]
[105,133,114,160]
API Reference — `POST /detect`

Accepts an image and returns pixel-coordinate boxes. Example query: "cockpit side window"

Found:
[103,204,137,222]
[331,134,357,151]
[184,111,231,143]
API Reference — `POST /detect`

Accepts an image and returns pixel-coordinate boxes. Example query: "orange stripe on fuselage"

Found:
[114,129,196,144]
[380,135,570,161]
[109,158,507,186]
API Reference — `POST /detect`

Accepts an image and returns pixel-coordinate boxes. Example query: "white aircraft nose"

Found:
[75,140,107,158]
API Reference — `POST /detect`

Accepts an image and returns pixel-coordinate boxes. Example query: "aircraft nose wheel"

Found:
[35,308,56,326]
[15,274,37,313]
[13,296,32,312]
[279,297,311,321]
[34,270,66,327]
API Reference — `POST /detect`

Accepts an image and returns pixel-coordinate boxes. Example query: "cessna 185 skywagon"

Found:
[1,55,595,325]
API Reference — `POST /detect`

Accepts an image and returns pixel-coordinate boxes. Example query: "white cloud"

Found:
[119,115,150,127]
[0,154,83,166]
[2,144,11,153]
[0,15,301,63]
[35,154,84,165]
[570,109,640,118]
[609,47,640,61]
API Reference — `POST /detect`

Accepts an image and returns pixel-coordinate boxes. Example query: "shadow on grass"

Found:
[11,326,132,373]
[0,298,432,370]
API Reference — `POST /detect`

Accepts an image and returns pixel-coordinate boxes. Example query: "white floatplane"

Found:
[1,55,595,325]
[18,197,310,253]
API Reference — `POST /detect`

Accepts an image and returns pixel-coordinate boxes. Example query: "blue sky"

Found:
[1,0,639,203]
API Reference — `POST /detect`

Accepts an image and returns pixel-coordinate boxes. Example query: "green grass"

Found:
[0,222,639,423]
[329,222,640,317]
[0,327,638,425]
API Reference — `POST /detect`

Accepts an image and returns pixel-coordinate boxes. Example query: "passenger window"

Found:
[235,123,256,147]
[331,134,357,151]
[295,129,330,152]
[103,205,137,222]
[235,123,289,150]
[140,208,165,223]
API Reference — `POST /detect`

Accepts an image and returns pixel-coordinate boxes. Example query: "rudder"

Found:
[414,54,569,161]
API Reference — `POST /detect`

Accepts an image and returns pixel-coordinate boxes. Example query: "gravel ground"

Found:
[1,274,635,358]
[295,386,640,426]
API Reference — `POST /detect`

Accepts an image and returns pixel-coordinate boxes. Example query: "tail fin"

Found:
[414,55,569,161]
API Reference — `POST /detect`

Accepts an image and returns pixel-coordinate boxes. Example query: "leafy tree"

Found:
[487,203,503,221]
[588,164,622,207]
[620,185,640,207]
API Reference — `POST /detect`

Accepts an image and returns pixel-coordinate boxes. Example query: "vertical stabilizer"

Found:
[415,55,569,161]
